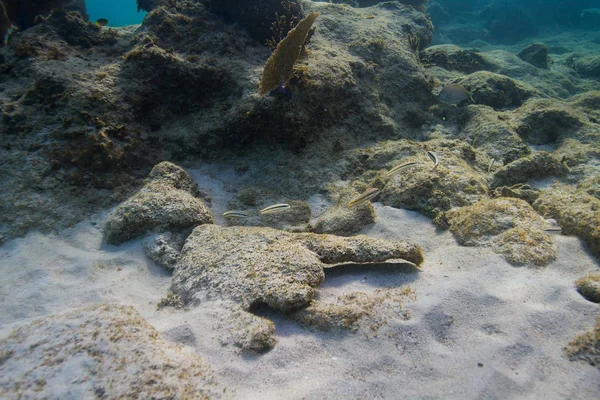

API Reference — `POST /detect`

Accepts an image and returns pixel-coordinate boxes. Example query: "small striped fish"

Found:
[386,161,418,177]
[260,203,291,215]
[223,210,250,219]
[346,188,380,208]
[488,158,495,173]
[426,151,439,169]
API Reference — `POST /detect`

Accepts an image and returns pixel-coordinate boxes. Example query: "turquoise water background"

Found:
[86,0,146,26]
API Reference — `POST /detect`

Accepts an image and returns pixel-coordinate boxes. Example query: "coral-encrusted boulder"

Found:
[104,162,213,245]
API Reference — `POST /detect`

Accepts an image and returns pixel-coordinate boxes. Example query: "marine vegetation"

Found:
[259,11,320,95]
[566,318,600,368]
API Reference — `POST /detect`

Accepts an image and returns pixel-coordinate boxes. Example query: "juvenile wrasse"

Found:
[488,158,495,173]
[346,188,380,208]
[223,210,250,218]
[386,161,418,177]
[426,151,439,169]
[260,203,291,214]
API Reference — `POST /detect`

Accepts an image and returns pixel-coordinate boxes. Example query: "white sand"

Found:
[1,168,599,399]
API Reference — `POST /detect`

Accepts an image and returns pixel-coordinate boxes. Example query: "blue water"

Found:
[86,0,147,27]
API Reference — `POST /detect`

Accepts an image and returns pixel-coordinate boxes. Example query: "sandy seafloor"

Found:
[1,164,599,399]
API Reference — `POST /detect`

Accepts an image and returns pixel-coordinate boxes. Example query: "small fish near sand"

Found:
[439,83,473,105]
[95,18,109,27]
[426,151,439,169]
[223,210,250,219]
[260,203,292,215]
[346,188,381,208]
[386,161,418,177]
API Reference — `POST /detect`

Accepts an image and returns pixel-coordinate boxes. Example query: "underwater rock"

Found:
[491,152,567,189]
[458,105,530,164]
[565,317,600,368]
[1,0,74,30]
[569,55,600,81]
[0,304,221,398]
[534,186,600,258]
[459,71,541,110]
[172,224,423,312]
[446,197,555,266]
[517,43,549,69]
[567,91,600,123]
[218,302,278,352]
[576,274,600,304]
[355,139,489,222]
[514,98,590,145]
[293,287,414,331]
[104,162,213,245]
[420,45,490,74]
[309,187,376,236]
[491,184,540,205]
[143,232,188,270]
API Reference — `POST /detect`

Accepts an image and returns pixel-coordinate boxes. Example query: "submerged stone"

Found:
[104,162,213,245]
[446,197,556,266]
[517,43,549,69]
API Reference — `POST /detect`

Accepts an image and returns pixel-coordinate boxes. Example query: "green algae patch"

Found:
[566,318,600,368]
[533,186,600,258]
[447,198,555,266]
[575,274,600,304]
[104,162,213,245]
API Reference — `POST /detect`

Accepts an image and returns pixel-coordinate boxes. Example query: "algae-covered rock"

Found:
[420,45,490,74]
[566,318,600,368]
[514,98,588,144]
[460,71,541,110]
[354,139,489,221]
[104,162,213,245]
[446,197,555,266]
[534,186,600,258]
[0,305,221,399]
[517,43,549,69]
[458,105,530,163]
[575,274,600,304]
[568,91,600,123]
[218,303,278,352]
[491,152,567,188]
[570,55,600,80]
[293,287,415,331]
[491,184,540,205]
[143,232,187,270]
[172,224,423,312]
[309,186,376,236]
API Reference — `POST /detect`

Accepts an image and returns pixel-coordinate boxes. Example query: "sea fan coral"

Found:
[259,11,319,95]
